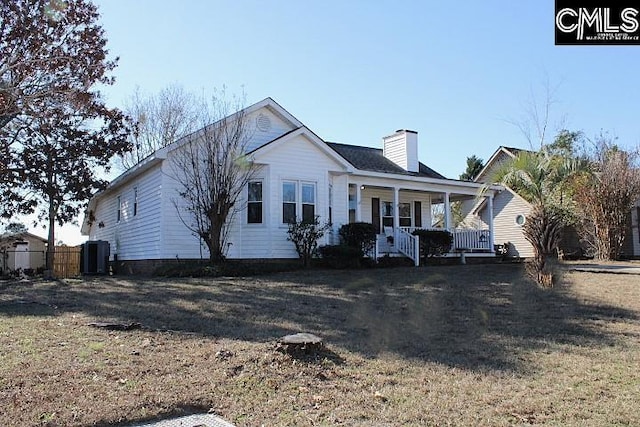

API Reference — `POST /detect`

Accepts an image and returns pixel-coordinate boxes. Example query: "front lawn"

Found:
[1,264,638,426]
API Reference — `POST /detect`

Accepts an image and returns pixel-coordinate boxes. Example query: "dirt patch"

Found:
[0,264,639,426]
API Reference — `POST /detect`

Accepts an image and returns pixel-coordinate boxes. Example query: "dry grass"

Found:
[1,263,639,426]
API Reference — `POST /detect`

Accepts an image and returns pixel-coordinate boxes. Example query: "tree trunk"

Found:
[46,196,56,278]
[523,205,563,288]
[207,214,225,263]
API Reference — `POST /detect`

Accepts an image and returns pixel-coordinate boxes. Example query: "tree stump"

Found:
[278,332,323,353]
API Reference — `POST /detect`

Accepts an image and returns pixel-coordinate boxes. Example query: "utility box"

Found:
[81,241,110,274]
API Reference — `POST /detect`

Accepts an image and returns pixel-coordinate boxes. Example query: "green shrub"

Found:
[319,244,363,269]
[411,229,453,257]
[339,222,377,255]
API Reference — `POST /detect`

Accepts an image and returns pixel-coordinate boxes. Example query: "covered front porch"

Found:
[341,178,496,266]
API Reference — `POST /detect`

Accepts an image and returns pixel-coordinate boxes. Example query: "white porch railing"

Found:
[452,229,492,251]
[400,227,493,252]
[396,228,420,266]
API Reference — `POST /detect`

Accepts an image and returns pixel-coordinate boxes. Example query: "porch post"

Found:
[393,187,400,230]
[488,194,495,253]
[355,183,362,222]
[444,192,451,230]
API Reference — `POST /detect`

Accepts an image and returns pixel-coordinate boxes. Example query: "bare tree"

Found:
[170,91,255,263]
[574,135,640,260]
[507,75,566,150]
[119,84,200,170]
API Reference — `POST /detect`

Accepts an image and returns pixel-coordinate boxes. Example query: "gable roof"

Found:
[326,142,446,179]
[251,127,353,171]
[475,145,530,183]
[0,231,48,243]
[156,97,302,159]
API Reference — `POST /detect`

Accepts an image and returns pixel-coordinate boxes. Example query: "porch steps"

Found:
[376,235,404,257]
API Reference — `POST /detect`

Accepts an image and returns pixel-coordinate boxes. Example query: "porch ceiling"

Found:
[357,184,480,201]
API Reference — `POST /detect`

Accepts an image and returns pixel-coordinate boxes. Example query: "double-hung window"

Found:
[301,183,316,222]
[247,181,263,224]
[282,181,316,224]
[382,201,393,227]
[282,181,297,224]
[399,203,411,227]
[133,187,138,216]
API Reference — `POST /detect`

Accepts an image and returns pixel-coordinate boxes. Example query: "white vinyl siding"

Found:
[358,187,432,231]
[258,134,342,259]
[491,190,534,257]
[245,109,297,153]
[88,167,163,260]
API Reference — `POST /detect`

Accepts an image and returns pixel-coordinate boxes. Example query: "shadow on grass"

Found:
[0,264,637,373]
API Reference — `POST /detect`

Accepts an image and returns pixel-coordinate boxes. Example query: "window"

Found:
[328,184,333,224]
[247,181,263,224]
[282,181,297,224]
[282,181,317,224]
[382,201,394,227]
[302,183,316,222]
[116,195,121,222]
[515,214,526,226]
[348,185,356,223]
[399,203,411,227]
[133,187,138,216]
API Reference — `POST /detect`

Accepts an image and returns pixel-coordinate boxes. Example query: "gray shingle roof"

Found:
[326,142,446,179]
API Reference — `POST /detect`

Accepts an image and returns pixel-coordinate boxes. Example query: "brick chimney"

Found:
[383,129,418,172]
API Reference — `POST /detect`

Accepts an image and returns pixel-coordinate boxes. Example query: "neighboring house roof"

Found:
[326,142,446,179]
[474,145,531,184]
[0,232,48,243]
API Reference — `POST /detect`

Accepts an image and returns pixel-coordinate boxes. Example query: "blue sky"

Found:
[46,1,640,243]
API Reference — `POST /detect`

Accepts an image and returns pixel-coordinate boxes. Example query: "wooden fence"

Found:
[53,246,81,278]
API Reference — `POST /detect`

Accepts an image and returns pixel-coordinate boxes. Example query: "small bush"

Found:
[412,229,453,257]
[287,216,331,268]
[339,222,377,255]
[319,245,363,269]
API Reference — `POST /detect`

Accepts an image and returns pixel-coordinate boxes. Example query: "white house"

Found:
[81,98,501,273]
[466,146,640,259]
[462,146,535,258]
[0,231,47,274]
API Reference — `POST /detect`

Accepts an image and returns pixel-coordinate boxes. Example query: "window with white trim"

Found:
[116,195,122,222]
[247,181,263,224]
[328,184,333,224]
[301,183,316,222]
[382,201,394,227]
[399,202,411,227]
[133,187,138,216]
[282,181,317,224]
[282,181,297,224]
